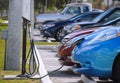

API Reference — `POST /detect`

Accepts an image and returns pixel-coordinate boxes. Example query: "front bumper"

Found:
[57,44,75,66]
[72,65,111,77]
[59,57,76,66]
[41,29,51,37]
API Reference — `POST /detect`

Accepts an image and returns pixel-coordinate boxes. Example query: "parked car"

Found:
[63,6,120,36]
[35,2,93,28]
[58,17,120,66]
[58,28,97,66]
[40,11,102,41]
[71,25,120,82]
[62,16,120,43]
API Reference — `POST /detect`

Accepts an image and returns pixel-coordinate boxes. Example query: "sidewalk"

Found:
[36,46,81,83]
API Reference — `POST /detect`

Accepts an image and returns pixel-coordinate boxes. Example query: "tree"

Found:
[0,0,9,19]
[55,0,70,9]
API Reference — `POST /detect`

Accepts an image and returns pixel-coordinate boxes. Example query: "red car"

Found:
[57,28,98,66]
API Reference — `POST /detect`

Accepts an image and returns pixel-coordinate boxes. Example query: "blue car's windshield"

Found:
[102,17,120,25]
[69,14,82,21]
[92,7,113,22]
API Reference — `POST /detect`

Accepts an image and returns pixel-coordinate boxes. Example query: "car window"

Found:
[92,7,115,22]
[83,6,89,12]
[66,7,81,14]
[61,6,69,14]
[80,13,100,21]
[100,9,120,23]
[80,14,92,21]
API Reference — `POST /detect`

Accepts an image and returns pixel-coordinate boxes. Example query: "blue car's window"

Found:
[92,7,120,23]
[69,13,101,22]
[69,14,83,21]
[100,9,120,23]
[102,17,120,25]
[80,14,100,21]
[92,7,114,22]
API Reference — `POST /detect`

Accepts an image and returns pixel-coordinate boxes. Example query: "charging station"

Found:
[4,0,35,79]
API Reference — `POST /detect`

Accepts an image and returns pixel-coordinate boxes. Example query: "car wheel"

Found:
[55,28,63,41]
[112,53,120,83]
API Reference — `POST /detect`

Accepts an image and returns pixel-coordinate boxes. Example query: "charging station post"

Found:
[17,0,31,77]
[22,18,28,76]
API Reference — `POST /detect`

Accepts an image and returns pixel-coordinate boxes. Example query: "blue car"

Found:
[72,25,120,82]
[41,11,102,41]
[63,6,120,35]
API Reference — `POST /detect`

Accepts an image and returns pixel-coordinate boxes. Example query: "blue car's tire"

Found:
[112,53,120,83]
[55,28,63,41]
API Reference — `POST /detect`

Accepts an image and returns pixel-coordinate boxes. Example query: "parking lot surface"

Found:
[37,48,81,83]
[34,28,113,83]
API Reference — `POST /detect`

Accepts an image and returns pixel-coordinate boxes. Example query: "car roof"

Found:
[66,2,92,7]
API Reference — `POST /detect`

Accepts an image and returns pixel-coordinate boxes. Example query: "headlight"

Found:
[64,25,72,31]
[64,25,81,33]
[61,38,69,44]
[75,25,81,30]
[42,24,55,29]
[64,36,84,47]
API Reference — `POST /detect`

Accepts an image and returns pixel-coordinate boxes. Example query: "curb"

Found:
[36,45,59,52]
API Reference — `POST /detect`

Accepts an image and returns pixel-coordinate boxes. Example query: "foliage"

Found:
[55,0,70,9]
[35,0,70,13]
[0,0,9,19]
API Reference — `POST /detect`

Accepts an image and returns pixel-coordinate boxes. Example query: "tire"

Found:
[112,53,120,83]
[55,28,63,41]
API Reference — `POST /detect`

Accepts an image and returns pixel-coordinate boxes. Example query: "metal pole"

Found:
[21,19,27,75]
[17,18,29,77]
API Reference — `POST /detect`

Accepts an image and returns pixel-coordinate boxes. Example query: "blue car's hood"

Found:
[72,25,120,77]
[81,25,120,47]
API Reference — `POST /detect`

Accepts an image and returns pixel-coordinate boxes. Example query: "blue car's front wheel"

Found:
[112,53,120,83]
[55,28,63,41]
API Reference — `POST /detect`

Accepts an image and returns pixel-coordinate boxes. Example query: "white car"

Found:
[35,2,93,28]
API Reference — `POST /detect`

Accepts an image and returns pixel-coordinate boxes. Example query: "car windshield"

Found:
[61,6,69,14]
[102,17,120,25]
[69,14,82,21]
[92,7,113,22]
[61,6,81,15]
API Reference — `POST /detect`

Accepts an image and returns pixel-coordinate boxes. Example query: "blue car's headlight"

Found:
[42,24,55,29]
[64,34,87,47]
